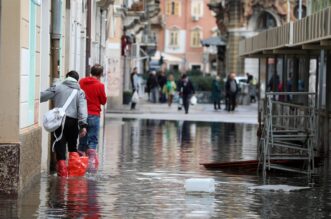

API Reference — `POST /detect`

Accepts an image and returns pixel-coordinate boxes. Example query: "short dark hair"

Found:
[182,74,187,79]
[66,71,79,81]
[91,64,104,77]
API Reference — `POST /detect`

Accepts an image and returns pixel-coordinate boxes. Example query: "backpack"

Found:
[43,89,78,151]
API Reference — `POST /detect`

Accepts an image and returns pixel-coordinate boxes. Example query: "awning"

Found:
[201,36,226,47]
[151,51,183,63]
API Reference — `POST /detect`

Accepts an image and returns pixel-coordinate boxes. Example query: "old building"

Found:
[156,0,218,73]
[209,0,307,77]
[239,0,331,166]
[0,0,117,196]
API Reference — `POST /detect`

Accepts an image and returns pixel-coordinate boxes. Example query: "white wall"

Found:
[244,58,259,79]
[69,0,86,77]
[165,29,186,54]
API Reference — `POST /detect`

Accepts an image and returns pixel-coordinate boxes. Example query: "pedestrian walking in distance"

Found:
[163,74,177,107]
[179,74,195,114]
[225,73,239,111]
[212,76,222,110]
[41,71,88,177]
[158,70,167,103]
[79,64,107,173]
[130,67,139,110]
[146,70,159,103]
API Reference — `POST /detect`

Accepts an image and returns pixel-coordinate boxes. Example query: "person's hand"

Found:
[80,128,87,138]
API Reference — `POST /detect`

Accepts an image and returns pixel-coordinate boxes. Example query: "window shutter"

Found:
[175,1,179,16]
[166,1,171,15]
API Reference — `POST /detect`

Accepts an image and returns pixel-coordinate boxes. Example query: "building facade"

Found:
[239,0,331,158]
[157,0,218,72]
[0,0,121,196]
[209,0,307,77]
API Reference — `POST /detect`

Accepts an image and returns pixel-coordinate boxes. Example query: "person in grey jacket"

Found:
[41,71,88,177]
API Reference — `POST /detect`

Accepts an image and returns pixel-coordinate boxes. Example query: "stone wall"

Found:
[19,127,42,194]
[0,144,20,196]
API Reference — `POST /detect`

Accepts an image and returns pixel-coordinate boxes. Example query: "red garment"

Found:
[79,77,107,116]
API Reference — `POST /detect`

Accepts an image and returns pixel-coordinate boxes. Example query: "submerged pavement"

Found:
[107,101,258,124]
[2,119,331,218]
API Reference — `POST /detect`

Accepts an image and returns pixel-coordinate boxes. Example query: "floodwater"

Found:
[1,118,331,218]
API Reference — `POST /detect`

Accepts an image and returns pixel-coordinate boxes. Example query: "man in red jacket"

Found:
[79,64,107,173]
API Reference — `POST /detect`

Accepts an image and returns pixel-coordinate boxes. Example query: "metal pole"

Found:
[299,0,303,19]
[99,9,103,64]
[86,0,92,76]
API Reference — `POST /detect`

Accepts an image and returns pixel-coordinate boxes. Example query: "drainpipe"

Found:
[51,0,62,80]
[99,9,103,64]
[50,0,62,171]
[86,0,92,76]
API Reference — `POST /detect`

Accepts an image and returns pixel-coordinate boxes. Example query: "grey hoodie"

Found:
[40,78,88,127]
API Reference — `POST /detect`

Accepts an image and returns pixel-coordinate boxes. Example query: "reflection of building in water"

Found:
[241,124,258,160]
[102,118,123,176]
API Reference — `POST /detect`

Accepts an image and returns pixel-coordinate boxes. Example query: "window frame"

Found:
[169,28,180,48]
[190,28,202,48]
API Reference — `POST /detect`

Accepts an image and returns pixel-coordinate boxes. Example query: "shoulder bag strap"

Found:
[62,89,78,110]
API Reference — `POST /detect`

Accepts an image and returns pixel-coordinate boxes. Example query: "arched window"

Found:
[256,11,277,30]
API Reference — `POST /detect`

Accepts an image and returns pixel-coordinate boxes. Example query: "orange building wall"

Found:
[157,0,217,70]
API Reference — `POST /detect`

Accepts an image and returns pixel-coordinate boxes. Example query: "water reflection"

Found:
[1,119,331,218]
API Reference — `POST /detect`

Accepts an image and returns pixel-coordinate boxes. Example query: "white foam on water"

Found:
[249,184,311,192]
[137,172,165,177]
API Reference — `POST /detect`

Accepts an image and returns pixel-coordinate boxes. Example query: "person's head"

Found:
[132,67,137,73]
[169,74,174,81]
[230,73,236,80]
[151,70,156,75]
[66,71,79,81]
[90,64,104,78]
[182,74,188,82]
[216,76,220,81]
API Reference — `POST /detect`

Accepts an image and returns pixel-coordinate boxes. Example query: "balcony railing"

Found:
[240,7,331,56]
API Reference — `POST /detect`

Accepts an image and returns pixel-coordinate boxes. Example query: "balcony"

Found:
[239,7,331,56]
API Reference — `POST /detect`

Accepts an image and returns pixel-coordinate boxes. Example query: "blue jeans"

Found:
[79,115,100,151]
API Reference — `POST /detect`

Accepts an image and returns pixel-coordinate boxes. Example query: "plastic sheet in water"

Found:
[249,184,311,192]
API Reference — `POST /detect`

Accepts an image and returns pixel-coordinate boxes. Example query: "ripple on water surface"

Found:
[1,119,331,218]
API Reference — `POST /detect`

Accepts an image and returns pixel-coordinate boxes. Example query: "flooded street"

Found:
[1,118,331,218]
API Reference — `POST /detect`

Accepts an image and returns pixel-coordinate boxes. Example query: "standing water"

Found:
[1,118,331,218]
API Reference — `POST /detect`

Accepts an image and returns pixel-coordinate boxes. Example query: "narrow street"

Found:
[2,114,331,218]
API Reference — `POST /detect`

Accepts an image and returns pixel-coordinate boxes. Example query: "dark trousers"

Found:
[226,94,236,111]
[214,101,221,110]
[54,117,79,161]
[183,95,190,114]
[131,90,136,110]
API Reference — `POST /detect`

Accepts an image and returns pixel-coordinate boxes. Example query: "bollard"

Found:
[184,178,215,193]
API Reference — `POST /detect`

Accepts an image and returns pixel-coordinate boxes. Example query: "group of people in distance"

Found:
[41,64,107,177]
[212,72,239,112]
[136,68,246,113]
[142,69,195,114]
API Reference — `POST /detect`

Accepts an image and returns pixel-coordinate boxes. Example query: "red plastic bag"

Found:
[68,152,88,177]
